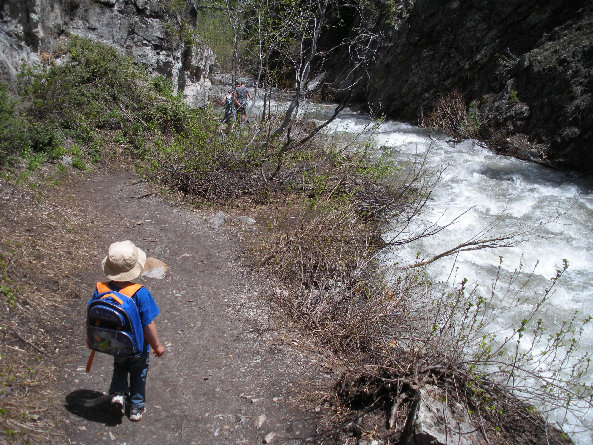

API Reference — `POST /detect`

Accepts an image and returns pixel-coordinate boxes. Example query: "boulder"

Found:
[208,210,227,229]
[402,385,485,445]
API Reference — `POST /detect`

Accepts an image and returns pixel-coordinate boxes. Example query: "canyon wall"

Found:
[325,0,593,172]
[0,0,215,107]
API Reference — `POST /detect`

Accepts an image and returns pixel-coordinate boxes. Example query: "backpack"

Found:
[87,282,145,356]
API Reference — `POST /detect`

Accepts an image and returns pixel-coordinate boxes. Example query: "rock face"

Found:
[0,0,215,107]
[325,0,593,173]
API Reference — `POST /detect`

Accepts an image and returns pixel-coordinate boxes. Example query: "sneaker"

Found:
[129,406,146,422]
[110,394,125,416]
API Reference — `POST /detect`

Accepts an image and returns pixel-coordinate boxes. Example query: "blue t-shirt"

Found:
[91,282,160,354]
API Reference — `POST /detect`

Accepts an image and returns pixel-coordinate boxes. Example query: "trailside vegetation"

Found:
[1,7,591,442]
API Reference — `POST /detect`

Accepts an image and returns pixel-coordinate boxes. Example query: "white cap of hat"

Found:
[102,240,147,282]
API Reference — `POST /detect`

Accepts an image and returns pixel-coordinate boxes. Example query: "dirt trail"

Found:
[48,170,335,444]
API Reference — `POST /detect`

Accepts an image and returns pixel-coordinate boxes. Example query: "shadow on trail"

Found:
[65,389,123,426]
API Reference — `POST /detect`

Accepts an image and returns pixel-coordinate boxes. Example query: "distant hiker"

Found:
[88,240,165,422]
[221,90,236,123]
[220,90,236,132]
[234,81,253,125]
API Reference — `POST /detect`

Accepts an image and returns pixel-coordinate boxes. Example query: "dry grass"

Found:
[244,186,575,444]
[0,166,110,443]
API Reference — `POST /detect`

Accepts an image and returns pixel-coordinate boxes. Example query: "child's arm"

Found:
[143,321,165,357]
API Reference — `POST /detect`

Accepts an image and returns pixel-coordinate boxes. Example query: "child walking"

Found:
[92,240,165,421]
[221,90,236,124]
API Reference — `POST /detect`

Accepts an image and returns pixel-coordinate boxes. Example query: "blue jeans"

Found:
[109,353,150,409]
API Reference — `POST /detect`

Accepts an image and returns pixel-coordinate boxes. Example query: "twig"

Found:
[11,327,45,354]
[388,392,408,430]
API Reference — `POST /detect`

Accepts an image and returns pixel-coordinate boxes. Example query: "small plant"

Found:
[463,101,481,136]
[25,152,46,171]
[509,89,519,103]
[71,157,86,171]
[0,285,16,306]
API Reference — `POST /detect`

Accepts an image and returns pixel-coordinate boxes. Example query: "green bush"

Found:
[17,35,190,164]
[0,84,30,165]
[146,107,274,201]
[509,89,519,103]
[28,122,63,154]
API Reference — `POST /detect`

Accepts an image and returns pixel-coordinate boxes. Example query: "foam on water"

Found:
[315,107,593,444]
[250,102,593,433]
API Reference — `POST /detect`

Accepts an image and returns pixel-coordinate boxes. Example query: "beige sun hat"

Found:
[102,240,147,282]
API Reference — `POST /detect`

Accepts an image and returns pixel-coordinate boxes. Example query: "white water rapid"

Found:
[305,103,593,443]
[248,97,593,442]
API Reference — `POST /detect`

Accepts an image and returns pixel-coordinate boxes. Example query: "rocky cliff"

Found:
[0,0,215,107]
[325,0,593,173]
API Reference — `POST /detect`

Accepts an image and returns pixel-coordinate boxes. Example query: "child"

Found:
[92,240,165,421]
[221,90,236,124]
[220,90,236,134]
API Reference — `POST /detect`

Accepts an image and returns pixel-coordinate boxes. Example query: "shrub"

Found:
[16,35,191,164]
[509,89,519,103]
[0,84,30,165]
[27,122,63,154]
[145,108,272,201]
[420,89,480,140]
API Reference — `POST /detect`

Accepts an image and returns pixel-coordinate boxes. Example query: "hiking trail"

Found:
[49,170,335,444]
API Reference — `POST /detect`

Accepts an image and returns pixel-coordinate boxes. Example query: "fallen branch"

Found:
[403,235,516,269]
[388,392,408,430]
[11,327,45,354]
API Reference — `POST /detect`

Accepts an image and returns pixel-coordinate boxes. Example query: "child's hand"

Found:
[152,343,165,357]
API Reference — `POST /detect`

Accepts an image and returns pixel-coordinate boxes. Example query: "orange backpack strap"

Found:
[96,282,121,305]
[117,283,143,298]
[96,282,111,294]
[101,294,123,304]
[96,281,142,297]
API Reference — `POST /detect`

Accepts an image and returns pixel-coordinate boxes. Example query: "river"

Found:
[313,103,593,443]
[253,98,593,443]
